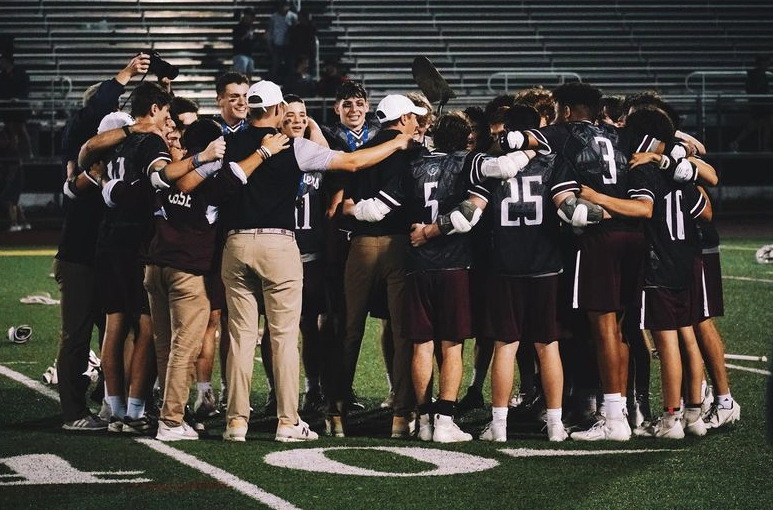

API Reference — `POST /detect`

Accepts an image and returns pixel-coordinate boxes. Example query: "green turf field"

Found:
[1,242,772,510]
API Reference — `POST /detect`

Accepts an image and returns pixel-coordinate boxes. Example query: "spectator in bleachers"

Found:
[0,128,29,232]
[730,54,772,152]
[0,47,32,160]
[317,59,347,98]
[232,7,256,80]
[266,1,296,84]
[284,54,317,98]
[288,10,318,75]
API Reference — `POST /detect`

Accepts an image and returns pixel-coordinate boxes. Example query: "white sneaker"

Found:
[700,381,713,415]
[223,418,248,442]
[275,419,319,443]
[546,420,568,442]
[432,414,472,443]
[156,420,198,441]
[639,415,685,439]
[380,390,395,409]
[703,401,740,429]
[571,416,630,441]
[418,414,433,442]
[683,408,707,437]
[479,420,507,442]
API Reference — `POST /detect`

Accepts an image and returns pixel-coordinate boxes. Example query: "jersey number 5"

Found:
[594,136,617,184]
[501,175,543,226]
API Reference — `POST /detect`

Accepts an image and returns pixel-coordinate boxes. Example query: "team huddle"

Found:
[53,52,741,445]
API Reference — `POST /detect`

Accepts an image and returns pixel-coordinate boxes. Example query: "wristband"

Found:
[256,146,271,160]
[192,152,202,168]
[658,155,671,170]
[122,125,132,137]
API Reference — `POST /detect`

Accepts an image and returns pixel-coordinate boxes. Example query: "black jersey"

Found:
[295,170,325,256]
[630,164,707,289]
[696,219,720,253]
[529,121,647,231]
[321,113,380,153]
[213,115,247,136]
[96,133,170,255]
[474,154,580,277]
[378,149,474,272]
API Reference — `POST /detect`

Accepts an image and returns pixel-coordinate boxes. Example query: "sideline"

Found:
[0,249,56,257]
[722,275,773,284]
[0,363,303,510]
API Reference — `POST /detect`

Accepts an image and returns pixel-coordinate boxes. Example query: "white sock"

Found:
[604,393,622,419]
[620,396,628,414]
[197,381,212,395]
[105,394,126,419]
[546,408,562,423]
[126,397,145,420]
[492,406,508,423]
[420,413,430,425]
[717,393,733,408]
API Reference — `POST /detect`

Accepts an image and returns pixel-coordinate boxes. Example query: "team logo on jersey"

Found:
[303,173,321,190]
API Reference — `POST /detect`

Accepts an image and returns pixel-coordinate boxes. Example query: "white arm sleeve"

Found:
[293,137,340,172]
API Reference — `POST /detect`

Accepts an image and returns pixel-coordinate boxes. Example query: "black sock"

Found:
[418,402,433,416]
[435,399,455,417]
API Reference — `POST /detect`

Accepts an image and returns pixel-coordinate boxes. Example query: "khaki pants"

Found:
[144,265,210,426]
[221,232,303,426]
[343,234,414,417]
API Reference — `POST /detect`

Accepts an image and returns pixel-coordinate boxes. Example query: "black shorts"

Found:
[98,251,149,317]
[698,251,724,319]
[483,274,560,344]
[470,266,494,338]
[302,258,326,316]
[402,269,472,343]
[574,229,644,312]
[642,258,703,330]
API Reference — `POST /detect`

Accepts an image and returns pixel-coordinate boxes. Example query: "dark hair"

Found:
[599,95,624,124]
[130,82,171,118]
[484,94,516,124]
[170,97,199,128]
[283,93,304,104]
[624,106,675,146]
[503,104,541,131]
[181,119,222,154]
[433,113,472,153]
[335,80,367,102]
[463,106,491,152]
[552,82,603,118]
[514,86,555,124]
[623,91,681,129]
[216,72,249,97]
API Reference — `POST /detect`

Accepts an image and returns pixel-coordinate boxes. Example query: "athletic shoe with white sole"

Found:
[639,415,685,439]
[683,408,708,437]
[193,388,219,420]
[546,420,569,442]
[62,413,108,431]
[380,389,395,410]
[432,414,472,443]
[156,420,199,441]
[418,414,433,442]
[325,415,345,437]
[275,419,319,443]
[479,420,507,442]
[703,401,741,429]
[571,416,630,441]
[223,418,248,442]
[122,415,157,436]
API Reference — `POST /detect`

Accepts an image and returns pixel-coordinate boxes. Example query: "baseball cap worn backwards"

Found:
[247,81,287,108]
[376,94,428,123]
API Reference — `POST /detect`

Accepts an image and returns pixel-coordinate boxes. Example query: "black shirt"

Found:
[96,133,171,255]
[220,125,338,232]
[346,129,420,237]
[630,164,707,289]
[474,154,580,276]
[295,170,325,256]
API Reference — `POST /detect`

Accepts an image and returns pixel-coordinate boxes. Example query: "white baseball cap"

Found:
[375,94,428,123]
[247,80,287,109]
[97,111,135,134]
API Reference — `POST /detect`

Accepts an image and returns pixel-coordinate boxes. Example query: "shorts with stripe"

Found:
[698,250,724,319]
[483,274,560,344]
[402,269,472,343]
[573,229,645,312]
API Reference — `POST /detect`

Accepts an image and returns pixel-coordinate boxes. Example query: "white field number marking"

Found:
[0,454,150,485]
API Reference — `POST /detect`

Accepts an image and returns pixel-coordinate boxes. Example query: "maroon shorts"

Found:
[483,274,560,344]
[98,252,149,317]
[470,266,495,338]
[642,258,703,330]
[402,269,472,343]
[204,271,226,311]
[302,258,327,316]
[574,229,644,312]
[698,251,724,319]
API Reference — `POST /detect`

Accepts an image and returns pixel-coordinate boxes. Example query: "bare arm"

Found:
[579,185,653,219]
[160,136,226,182]
[115,53,151,86]
[697,186,713,221]
[307,118,328,147]
[327,134,414,172]
[77,122,159,171]
[230,133,291,179]
[690,157,718,187]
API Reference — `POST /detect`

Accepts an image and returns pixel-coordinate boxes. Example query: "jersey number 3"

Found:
[594,136,617,184]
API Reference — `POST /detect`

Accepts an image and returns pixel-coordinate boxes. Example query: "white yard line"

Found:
[500,448,677,458]
[725,363,772,376]
[136,439,302,510]
[720,245,759,251]
[0,363,303,510]
[722,275,773,284]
